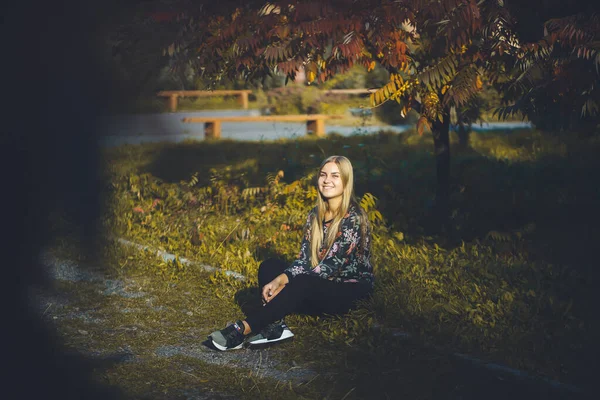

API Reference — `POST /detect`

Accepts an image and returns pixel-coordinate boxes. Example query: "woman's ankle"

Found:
[242,320,252,335]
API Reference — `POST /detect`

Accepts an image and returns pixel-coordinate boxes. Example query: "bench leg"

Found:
[307,119,325,137]
[169,95,178,112]
[238,92,249,109]
[205,121,222,139]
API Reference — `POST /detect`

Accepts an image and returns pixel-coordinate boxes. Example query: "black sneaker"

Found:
[208,320,246,351]
[247,320,294,346]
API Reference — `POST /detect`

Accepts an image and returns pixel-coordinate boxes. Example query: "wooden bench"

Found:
[323,89,371,95]
[182,114,343,139]
[157,90,253,112]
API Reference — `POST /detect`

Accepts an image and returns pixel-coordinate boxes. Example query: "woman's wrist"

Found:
[277,273,290,285]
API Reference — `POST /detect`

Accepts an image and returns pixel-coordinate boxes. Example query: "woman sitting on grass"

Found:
[209,155,374,350]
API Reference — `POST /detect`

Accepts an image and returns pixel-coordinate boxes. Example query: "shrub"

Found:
[265,85,324,114]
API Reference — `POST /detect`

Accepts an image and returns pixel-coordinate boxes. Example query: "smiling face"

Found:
[318,162,344,201]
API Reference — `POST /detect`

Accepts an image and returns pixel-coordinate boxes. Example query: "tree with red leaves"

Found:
[116,0,598,229]
[146,0,512,227]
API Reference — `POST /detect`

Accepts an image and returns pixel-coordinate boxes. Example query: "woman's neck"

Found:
[325,198,342,219]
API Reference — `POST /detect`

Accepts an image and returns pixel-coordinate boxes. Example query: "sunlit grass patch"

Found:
[469,129,569,162]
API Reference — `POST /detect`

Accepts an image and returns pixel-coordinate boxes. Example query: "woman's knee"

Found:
[258,258,287,286]
[259,258,286,270]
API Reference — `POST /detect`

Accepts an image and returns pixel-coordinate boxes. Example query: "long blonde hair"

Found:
[309,156,367,267]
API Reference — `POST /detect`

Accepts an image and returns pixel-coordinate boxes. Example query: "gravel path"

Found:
[32,251,318,399]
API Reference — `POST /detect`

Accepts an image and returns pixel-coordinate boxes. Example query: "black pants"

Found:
[245,258,373,333]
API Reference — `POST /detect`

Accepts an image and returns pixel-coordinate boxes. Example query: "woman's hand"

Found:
[262,273,289,304]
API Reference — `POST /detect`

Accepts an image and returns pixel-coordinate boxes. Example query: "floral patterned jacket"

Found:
[284,204,374,287]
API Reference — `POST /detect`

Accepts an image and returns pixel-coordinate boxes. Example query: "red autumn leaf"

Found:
[417,116,429,136]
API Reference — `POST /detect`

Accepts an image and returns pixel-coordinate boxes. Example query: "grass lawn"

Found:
[44,128,598,398]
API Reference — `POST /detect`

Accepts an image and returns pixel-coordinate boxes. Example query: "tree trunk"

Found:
[457,122,470,148]
[431,109,451,231]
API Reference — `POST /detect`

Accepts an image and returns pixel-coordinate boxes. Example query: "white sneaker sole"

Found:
[247,329,294,345]
[211,339,244,351]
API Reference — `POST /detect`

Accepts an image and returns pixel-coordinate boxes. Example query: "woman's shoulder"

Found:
[346,202,364,216]
[343,202,366,221]
[305,206,318,222]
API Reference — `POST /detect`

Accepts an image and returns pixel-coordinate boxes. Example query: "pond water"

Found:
[98,110,532,147]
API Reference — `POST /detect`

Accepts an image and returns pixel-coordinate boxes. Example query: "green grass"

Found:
[47,128,599,397]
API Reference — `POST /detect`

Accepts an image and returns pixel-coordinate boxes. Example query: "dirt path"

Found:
[31,252,321,398]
